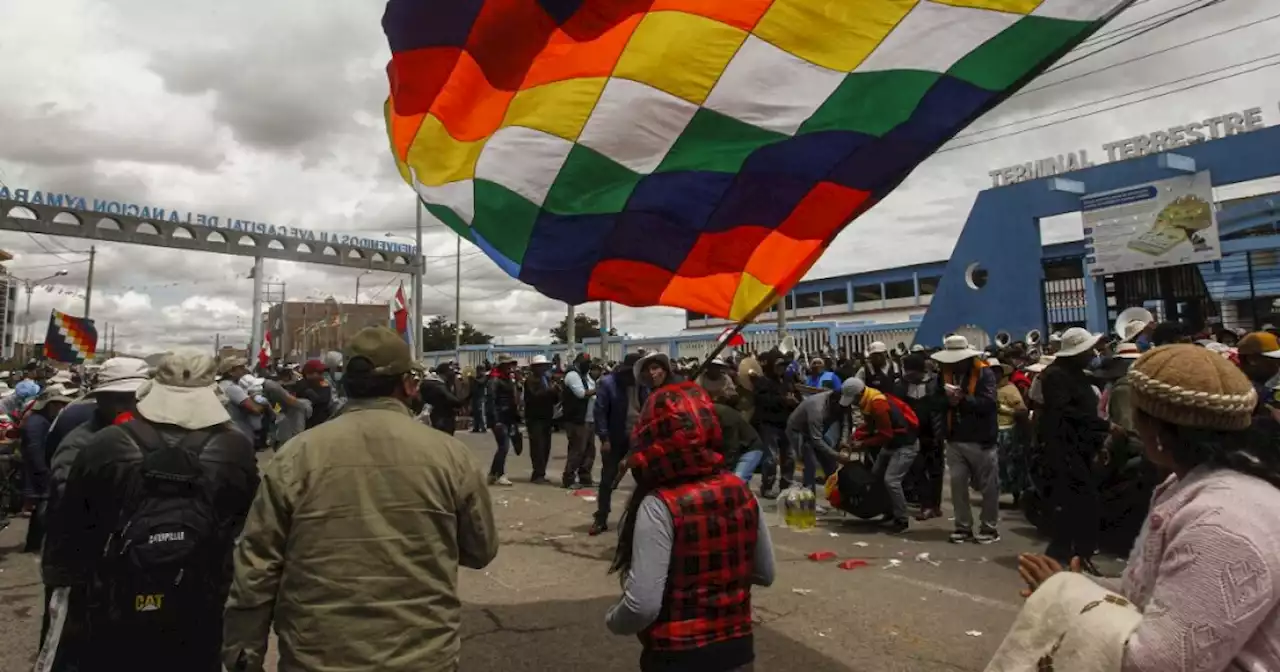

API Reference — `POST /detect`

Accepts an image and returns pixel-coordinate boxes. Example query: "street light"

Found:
[20,269,68,361]
[354,269,373,305]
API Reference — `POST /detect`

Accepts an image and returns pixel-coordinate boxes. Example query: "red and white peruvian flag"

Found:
[258,331,273,370]
[717,326,746,348]
[392,283,410,337]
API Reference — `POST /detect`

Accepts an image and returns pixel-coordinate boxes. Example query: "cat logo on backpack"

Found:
[135,593,164,612]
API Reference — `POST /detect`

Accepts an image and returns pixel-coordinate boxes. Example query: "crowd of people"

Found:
[0,313,1275,671]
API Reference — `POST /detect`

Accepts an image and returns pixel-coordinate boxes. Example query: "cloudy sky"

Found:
[0,0,1277,355]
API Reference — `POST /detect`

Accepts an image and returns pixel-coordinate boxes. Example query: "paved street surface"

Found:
[0,429,1127,671]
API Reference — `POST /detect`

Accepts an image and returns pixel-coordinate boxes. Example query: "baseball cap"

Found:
[839,377,866,407]
[346,326,424,376]
[1236,332,1280,359]
[302,359,328,375]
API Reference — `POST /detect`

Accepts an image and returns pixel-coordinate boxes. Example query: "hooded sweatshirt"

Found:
[606,382,774,672]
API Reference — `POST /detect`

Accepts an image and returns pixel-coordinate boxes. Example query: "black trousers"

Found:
[910,438,945,510]
[526,419,553,480]
[594,441,628,525]
[1046,474,1100,562]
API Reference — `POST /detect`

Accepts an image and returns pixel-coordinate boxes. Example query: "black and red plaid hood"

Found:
[629,381,724,485]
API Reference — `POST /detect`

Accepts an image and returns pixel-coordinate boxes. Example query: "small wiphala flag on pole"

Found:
[44,310,97,363]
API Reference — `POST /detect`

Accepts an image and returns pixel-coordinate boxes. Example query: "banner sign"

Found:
[0,186,418,255]
[1081,171,1220,277]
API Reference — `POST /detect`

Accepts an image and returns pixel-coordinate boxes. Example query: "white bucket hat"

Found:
[88,357,151,396]
[136,349,231,430]
[930,335,982,364]
[1056,327,1103,358]
[867,341,888,355]
[529,354,550,366]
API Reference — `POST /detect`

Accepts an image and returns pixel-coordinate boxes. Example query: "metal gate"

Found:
[1105,265,1218,329]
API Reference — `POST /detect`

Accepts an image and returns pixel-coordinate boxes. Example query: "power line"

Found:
[1015,8,1280,98]
[1049,0,1226,72]
[1075,0,1213,49]
[954,50,1280,140]
[939,57,1280,154]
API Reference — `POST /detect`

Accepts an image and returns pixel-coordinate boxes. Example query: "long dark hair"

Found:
[608,476,653,581]
[1155,414,1280,489]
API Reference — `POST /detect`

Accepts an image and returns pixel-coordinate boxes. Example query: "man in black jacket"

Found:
[751,350,796,498]
[893,354,944,520]
[1037,328,1112,570]
[40,357,151,670]
[523,355,558,484]
[931,336,1000,544]
[42,350,258,671]
[486,355,522,486]
[420,363,465,435]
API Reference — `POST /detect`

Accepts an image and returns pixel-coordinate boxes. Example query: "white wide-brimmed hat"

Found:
[1115,342,1142,359]
[986,357,1014,376]
[136,349,231,430]
[88,357,151,396]
[1056,327,1103,358]
[867,341,888,355]
[634,351,672,383]
[1026,355,1056,373]
[930,335,983,364]
[529,354,550,366]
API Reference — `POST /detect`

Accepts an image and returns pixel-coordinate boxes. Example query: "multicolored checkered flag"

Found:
[44,310,97,363]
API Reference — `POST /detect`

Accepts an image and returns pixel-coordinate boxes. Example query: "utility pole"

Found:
[414,197,425,362]
[84,245,96,319]
[249,257,264,367]
[261,280,288,361]
[110,323,116,356]
[566,304,576,359]
[599,301,608,359]
[453,234,461,362]
[776,296,788,339]
[214,332,221,357]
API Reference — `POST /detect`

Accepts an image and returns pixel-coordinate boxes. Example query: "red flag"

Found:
[717,326,746,348]
[393,283,409,336]
[258,331,273,370]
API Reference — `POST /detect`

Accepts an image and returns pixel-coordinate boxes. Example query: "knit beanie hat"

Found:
[1126,344,1256,431]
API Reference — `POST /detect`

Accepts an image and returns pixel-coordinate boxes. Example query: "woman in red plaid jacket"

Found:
[605,381,775,672]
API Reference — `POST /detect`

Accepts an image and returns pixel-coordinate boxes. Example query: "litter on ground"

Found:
[966,630,983,637]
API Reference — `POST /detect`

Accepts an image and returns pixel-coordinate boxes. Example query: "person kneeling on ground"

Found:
[842,378,919,534]
[606,382,774,672]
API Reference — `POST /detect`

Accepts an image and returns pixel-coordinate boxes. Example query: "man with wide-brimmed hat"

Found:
[225,327,497,672]
[485,353,522,486]
[39,357,150,669]
[1036,327,1114,572]
[931,334,1001,544]
[49,350,258,669]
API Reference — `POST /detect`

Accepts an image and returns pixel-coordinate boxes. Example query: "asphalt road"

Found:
[0,429,1127,671]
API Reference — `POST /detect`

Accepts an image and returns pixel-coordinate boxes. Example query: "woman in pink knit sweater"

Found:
[1020,344,1280,671]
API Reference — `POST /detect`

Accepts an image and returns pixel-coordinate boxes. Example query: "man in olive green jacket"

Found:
[223,327,499,672]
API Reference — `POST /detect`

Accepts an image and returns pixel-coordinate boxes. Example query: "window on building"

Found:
[918,276,941,296]
[785,293,796,311]
[821,287,848,308]
[853,284,881,303]
[1043,259,1083,281]
[884,279,916,300]
[796,292,821,309]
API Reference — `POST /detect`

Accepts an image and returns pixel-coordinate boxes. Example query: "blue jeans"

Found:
[489,423,513,477]
[733,449,764,483]
[788,430,840,491]
[873,441,920,521]
[471,401,487,432]
[757,424,788,489]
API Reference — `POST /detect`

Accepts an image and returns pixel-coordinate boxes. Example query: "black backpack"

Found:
[94,421,223,640]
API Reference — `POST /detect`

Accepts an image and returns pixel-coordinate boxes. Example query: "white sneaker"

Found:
[492,475,514,487]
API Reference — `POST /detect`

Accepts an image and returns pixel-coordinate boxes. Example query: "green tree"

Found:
[421,315,493,353]
[550,313,618,344]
